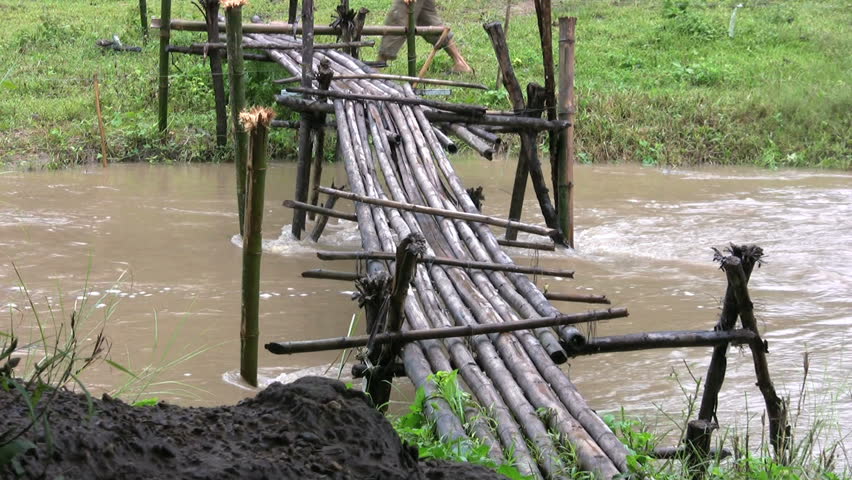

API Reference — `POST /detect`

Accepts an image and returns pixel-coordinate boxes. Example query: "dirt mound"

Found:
[0,376,504,479]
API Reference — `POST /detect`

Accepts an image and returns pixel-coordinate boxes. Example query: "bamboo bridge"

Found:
[152,1,790,478]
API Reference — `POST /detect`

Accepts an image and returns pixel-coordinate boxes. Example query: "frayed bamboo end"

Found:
[220,0,247,9]
[239,107,276,132]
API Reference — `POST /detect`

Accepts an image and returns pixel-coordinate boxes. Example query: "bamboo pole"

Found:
[309,183,345,242]
[446,123,494,160]
[202,1,228,148]
[494,0,511,89]
[505,83,545,240]
[157,0,172,136]
[721,255,788,454]
[684,419,716,480]
[93,73,108,168]
[308,59,334,217]
[318,185,558,237]
[285,87,486,116]
[497,238,555,251]
[413,28,449,87]
[284,199,357,222]
[432,127,458,153]
[533,0,557,199]
[315,250,574,278]
[288,0,297,24]
[239,106,274,387]
[569,329,757,356]
[152,17,448,36]
[292,0,315,239]
[224,0,248,235]
[267,308,627,354]
[351,8,369,58]
[406,0,417,77]
[544,291,609,304]
[190,40,375,50]
[557,17,576,247]
[139,0,149,43]
[334,73,486,90]
[166,44,270,61]
[274,94,568,130]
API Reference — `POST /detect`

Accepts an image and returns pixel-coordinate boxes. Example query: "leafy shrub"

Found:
[661,0,722,40]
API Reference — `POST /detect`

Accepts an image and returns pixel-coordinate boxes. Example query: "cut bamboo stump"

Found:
[239,106,274,387]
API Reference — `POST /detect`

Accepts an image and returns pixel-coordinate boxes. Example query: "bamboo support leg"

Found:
[157,0,172,136]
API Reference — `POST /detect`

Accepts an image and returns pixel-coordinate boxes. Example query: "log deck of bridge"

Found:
[154,3,788,478]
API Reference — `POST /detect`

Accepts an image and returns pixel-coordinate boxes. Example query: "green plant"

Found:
[392,370,533,479]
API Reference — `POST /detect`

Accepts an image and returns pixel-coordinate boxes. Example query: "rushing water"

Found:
[2,161,850,452]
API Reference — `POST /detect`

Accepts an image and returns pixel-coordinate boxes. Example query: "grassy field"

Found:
[0,0,849,169]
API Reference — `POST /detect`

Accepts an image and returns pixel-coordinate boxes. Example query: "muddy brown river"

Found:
[2,160,850,452]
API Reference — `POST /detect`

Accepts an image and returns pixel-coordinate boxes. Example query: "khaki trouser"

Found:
[378,0,454,60]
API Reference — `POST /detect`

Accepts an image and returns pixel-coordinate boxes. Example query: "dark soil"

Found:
[0,376,505,479]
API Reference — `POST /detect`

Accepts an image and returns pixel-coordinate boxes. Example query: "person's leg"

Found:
[377,0,410,62]
[417,0,472,73]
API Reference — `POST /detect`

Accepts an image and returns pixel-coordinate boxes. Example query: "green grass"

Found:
[0,0,849,169]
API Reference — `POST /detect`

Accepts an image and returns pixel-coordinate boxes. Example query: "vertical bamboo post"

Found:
[494,0,511,90]
[310,182,344,242]
[533,0,558,205]
[292,0,315,239]
[722,256,789,454]
[406,0,417,77]
[239,107,275,387]
[684,419,716,480]
[224,0,248,235]
[157,0,172,136]
[288,0,298,24]
[557,17,576,247]
[203,0,228,148]
[93,73,108,168]
[351,8,369,59]
[139,0,149,43]
[308,59,334,218]
[366,233,426,410]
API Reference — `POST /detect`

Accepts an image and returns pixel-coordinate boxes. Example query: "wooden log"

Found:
[544,291,610,304]
[301,269,359,281]
[283,199,357,222]
[315,250,574,278]
[224,1,249,236]
[505,83,546,240]
[309,183,345,242]
[406,1,417,77]
[271,119,336,129]
[266,308,628,354]
[308,59,334,217]
[318,186,558,237]
[157,0,172,136]
[432,127,457,153]
[332,73,487,90]
[446,123,494,160]
[292,0,315,240]
[413,28,450,86]
[166,45,271,61]
[698,245,762,422]
[273,95,569,131]
[556,17,576,247]
[652,446,732,460]
[466,125,502,147]
[285,87,487,116]
[721,255,789,454]
[190,40,375,50]
[239,106,275,387]
[569,329,758,356]
[366,234,426,411]
[533,0,557,199]
[202,0,228,148]
[497,238,555,251]
[351,8,369,59]
[684,419,716,480]
[494,0,511,89]
[484,22,559,235]
[152,18,448,36]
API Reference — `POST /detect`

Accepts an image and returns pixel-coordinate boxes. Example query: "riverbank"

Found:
[0,375,504,479]
[1,0,848,170]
